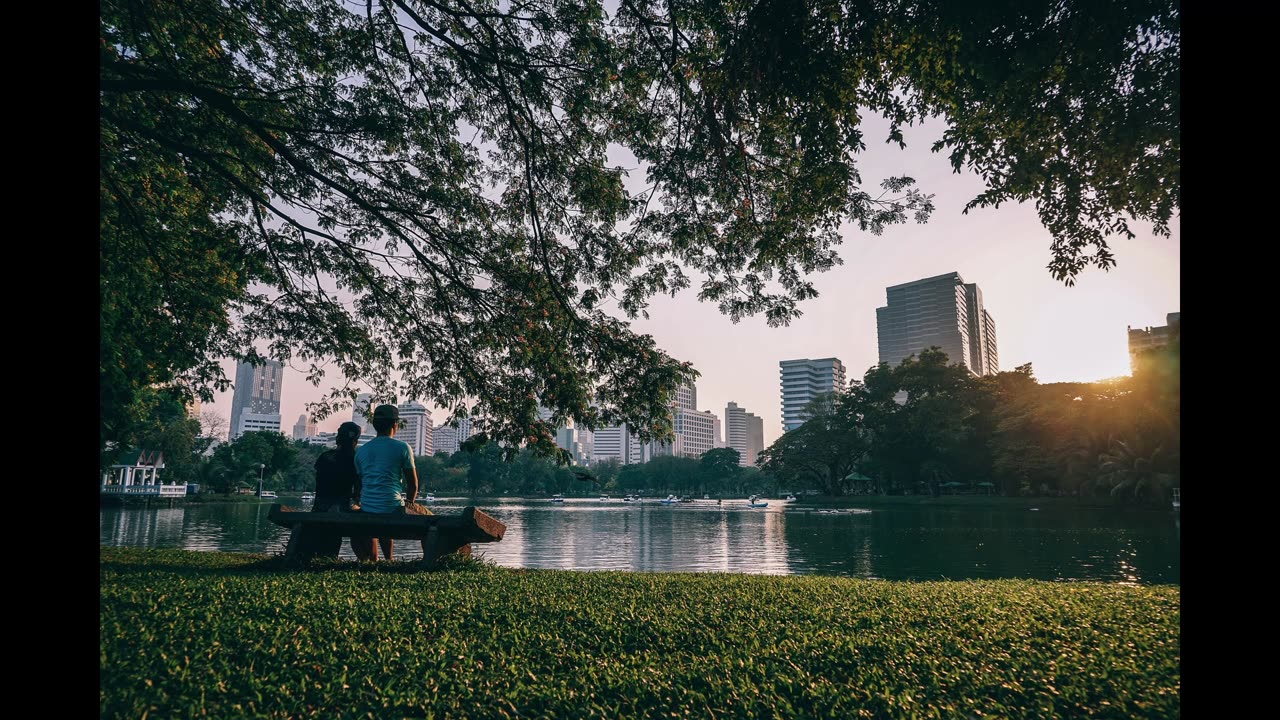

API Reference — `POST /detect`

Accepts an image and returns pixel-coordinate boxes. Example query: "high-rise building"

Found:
[725,402,765,466]
[352,392,374,433]
[591,424,653,465]
[1128,312,1180,372]
[674,382,697,414]
[229,359,284,439]
[397,401,433,456]
[713,415,726,449]
[537,406,593,464]
[876,271,999,376]
[779,358,846,432]
[674,410,717,458]
[291,413,316,440]
[431,417,474,456]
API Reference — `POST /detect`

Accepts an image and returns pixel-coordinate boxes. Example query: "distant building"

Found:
[236,412,282,436]
[431,417,474,456]
[591,424,652,465]
[352,392,374,433]
[1128,312,1181,372]
[537,406,592,464]
[397,401,433,456]
[713,415,726,449]
[292,413,316,440]
[229,359,284,439]
[305,432,336,448]
[779,358,846,432]
[726,402,765,466]
[674,410,717,458]
[876,271,999,376]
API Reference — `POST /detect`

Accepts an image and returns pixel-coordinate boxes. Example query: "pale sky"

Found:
[203,114,1180,446]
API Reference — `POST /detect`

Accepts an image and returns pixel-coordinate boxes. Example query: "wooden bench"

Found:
[267,503,506,565]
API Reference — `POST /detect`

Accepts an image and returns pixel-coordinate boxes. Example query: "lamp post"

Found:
[257,463,265,497]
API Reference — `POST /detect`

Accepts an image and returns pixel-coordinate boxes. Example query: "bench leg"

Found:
[421,526,440,567]
[283,526,305,561]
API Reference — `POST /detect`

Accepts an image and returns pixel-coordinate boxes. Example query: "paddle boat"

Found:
[784,494,797,501]
[660,494,680,505]
[550,494,565,503]
[259,491,278,500]
[599,494,610,501]
[622,494,637,502]
[746,495,768,508]
[300,492,315,503]
[422,493,436,502]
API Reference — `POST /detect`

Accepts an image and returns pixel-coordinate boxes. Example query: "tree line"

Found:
[758,341,1180,505]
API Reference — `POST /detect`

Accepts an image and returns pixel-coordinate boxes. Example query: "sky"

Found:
[201,113,1180,446]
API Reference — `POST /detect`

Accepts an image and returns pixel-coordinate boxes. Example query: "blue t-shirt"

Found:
[355,436,415,513]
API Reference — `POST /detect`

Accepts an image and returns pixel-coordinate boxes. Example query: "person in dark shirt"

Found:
[312,422,373,560]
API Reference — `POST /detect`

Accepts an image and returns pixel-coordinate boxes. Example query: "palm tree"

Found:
[1096,438,1175,504]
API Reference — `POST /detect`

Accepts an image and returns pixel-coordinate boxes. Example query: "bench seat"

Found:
[267,503,506,565]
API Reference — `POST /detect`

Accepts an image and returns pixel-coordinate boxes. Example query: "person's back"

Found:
[314,448,358,510]
[355,434,415,512]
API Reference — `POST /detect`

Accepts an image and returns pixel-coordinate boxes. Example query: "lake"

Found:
[99,497,1179,584]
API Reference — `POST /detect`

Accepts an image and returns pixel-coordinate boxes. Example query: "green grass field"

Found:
[100,547,1179,719]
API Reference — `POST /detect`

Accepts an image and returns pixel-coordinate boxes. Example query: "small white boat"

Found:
[785,494,797,502]
[300,492,315,502]
[1172,488,1180,510]
[422,493,436,502]
[599,494,610,501]
[660,494,679,505]
[703,494,710,500]
[550,494,565,503]
[260,491,278,500]
[746,495,768,508]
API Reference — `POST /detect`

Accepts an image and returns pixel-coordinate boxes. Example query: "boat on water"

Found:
[746,494,768,508]
[622,494,637,502]
[599,494,610,501]
[1172,488,1180,511]
[784,494,797,501]
[660,494,680,505]
[300,492,315,502]
[422,493,436,502]
[550,494,565,503]
[259,491,278,500]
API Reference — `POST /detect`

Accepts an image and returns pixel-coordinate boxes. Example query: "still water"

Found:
[99,498,1179,584]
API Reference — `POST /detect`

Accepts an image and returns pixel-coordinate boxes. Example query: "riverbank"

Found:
[100,547,1179,718]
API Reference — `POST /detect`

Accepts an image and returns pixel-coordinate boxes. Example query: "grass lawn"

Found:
[100,547,1179,719]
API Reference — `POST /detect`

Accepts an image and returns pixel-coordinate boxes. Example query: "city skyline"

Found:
[196,115,1178,443]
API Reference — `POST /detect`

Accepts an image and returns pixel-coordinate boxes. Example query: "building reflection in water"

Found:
[100,500,1178,583]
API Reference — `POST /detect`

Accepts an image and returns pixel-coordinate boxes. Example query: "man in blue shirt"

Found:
[354,404,420,561]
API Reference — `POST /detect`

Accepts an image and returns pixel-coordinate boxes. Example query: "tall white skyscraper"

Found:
[726,402,765,466]
[229,359,284,439]
[397,401,433,456]
[779,358,846,432]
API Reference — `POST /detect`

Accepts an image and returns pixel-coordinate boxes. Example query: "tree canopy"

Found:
[101,0,1179,455]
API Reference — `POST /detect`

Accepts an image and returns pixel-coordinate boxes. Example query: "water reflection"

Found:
[99,499,1179,583]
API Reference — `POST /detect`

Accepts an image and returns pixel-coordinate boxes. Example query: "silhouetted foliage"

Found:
[101,0,1179,458]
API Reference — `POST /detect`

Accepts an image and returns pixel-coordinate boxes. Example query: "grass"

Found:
[100,547,1179,719]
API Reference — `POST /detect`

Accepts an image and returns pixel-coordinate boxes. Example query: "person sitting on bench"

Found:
[353,404,420,561]
[312,421,373,560]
